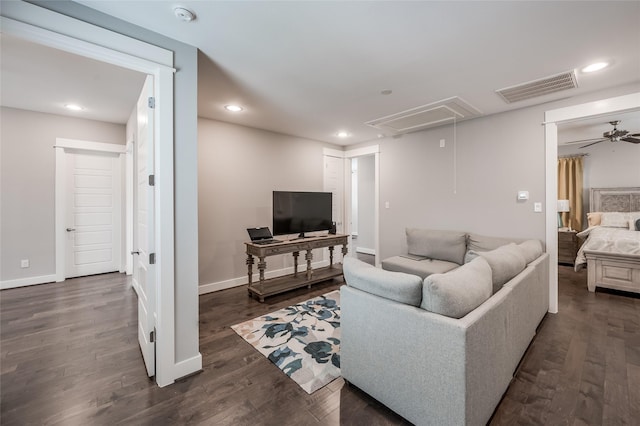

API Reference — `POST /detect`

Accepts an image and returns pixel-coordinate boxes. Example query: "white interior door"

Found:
[65,150,121,278]
[133,75,156,377]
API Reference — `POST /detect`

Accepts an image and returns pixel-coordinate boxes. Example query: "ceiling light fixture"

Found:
[381,89,393,95]
[581,62,608,73]
[336,131,351,138]
[64,104,83,111]
[224,105,243,112]
[173,6,196,22]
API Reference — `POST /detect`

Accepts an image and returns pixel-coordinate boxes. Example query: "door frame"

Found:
[2,5,179,387]
[544,91,640,314]
[324,145,381,266]
[55,138,127,281]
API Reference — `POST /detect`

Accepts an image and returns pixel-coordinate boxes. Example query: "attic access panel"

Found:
[366,96,482,135]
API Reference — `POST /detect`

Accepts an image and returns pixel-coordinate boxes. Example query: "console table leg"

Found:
[306,250,313,281]
[293,251,299,277]
[246,255,254,296]
[329,246,334,268]
[258,256,266,294]
[342,243,349,258]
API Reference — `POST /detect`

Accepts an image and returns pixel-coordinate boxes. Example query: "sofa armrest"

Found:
[340,284,513,426]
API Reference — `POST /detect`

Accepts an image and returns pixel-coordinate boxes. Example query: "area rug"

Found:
[231,290,340,394]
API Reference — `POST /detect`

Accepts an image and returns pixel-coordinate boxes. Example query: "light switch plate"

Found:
[534,202,542,212]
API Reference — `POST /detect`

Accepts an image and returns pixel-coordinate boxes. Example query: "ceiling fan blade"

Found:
[579,139,607,149]
[563,137,609,145]
[621,136,640,144]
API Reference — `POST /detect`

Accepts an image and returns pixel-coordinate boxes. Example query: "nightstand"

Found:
[558,229,579,265]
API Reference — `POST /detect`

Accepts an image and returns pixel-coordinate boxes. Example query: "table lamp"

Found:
[557,199,570,229]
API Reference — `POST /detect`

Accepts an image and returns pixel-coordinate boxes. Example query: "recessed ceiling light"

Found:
[174,7,196,22]
[224,105,243,112]
[64,104,83,111]
[581,62,608,73]
[381,90,393,95]
[336,131,351,138]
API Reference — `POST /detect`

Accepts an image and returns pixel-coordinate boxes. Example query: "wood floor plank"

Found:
[2,266,639,425]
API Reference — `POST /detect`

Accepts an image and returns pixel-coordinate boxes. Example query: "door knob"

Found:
[66,228,76,232]
[131,251,140,255]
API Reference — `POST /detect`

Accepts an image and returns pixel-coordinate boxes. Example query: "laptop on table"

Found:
[247,227,281,245]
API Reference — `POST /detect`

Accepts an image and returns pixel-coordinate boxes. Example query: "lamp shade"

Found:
[557,199,570,213]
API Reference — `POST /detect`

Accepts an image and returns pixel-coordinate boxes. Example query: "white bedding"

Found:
[574,226,640,270]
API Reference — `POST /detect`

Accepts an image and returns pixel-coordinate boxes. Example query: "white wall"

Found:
[358,83,640,261]
[198,118,342,290]
[0,107,125,283]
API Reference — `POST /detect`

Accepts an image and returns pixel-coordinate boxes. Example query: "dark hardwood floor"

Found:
[1,265,638,425]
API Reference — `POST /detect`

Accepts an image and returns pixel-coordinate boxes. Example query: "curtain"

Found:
[558,156,584,231]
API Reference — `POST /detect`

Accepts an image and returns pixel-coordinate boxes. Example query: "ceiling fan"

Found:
[565,120,640,149]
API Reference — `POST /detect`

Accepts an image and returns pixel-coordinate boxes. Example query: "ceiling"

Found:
[1,1,639,145]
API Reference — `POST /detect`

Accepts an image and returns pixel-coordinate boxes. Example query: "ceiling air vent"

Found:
[365,96,482,135]
[496,70,578,104]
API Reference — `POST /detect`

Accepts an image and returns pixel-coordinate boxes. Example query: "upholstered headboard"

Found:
[590,187,640,212]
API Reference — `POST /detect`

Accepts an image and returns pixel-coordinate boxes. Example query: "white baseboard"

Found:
[172,353,203,382]
[199,259,331,295]
[356,247,376,256]
[1,274,57,290]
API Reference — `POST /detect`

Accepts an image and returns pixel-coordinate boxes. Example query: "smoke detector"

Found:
[174,7,196,22]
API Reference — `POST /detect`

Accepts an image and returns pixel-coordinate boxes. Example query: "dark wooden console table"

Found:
[245,234,348,302]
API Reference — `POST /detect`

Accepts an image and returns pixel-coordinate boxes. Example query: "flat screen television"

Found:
[273,191,332,238]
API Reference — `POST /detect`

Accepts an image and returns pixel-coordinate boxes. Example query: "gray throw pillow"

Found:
[516,239,543,264]
[406,228,467,265]
[421,257,492,319]
[478,243,527,293]
[343,257,423,307]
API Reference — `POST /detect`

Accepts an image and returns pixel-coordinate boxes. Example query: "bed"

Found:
[574,187,640,294]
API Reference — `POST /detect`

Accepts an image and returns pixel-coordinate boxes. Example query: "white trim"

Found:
[172,354,203,380]
[55,138,126,153]
[344,145,381,266]
[544,92,640,314]
[323,147,345,158]
[198,259,331,295]
[125,141,134,276]
[345,144,380,157]
[356,247,376,256]
[1,274,57,290]
[0,6,173,68]
[154,67,176,387]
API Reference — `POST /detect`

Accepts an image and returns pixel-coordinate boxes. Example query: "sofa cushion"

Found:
[382,255,459,279]
[406,228,467,265]
[420,257,492,319]
[343,257,423,307]
[467,233,522,252]
[478,243,527,293]
[516,239,543,264]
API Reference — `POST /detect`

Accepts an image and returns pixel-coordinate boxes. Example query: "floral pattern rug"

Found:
[231,290,340,394]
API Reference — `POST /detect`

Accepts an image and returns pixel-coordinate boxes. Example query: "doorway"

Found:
[544,92,640,313]
[351,155,376,265]
[3,5,180,386]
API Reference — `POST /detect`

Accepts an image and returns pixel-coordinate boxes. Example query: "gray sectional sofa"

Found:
[340,228,549,426]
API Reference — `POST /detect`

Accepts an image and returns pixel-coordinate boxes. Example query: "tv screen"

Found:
[273,191,332,237]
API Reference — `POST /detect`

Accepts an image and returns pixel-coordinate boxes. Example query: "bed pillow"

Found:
[421,257,492,319]
[587,212,602,227]
[601,212,631,228]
